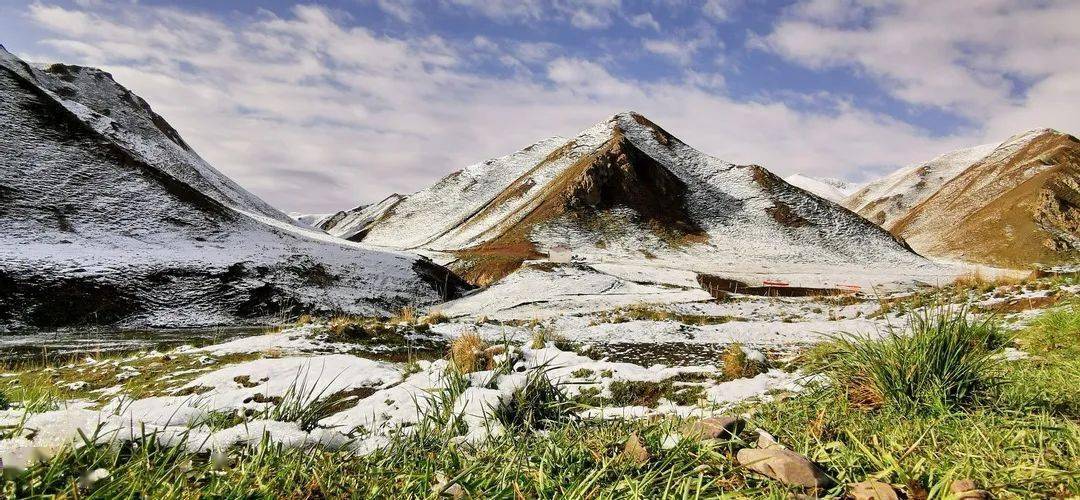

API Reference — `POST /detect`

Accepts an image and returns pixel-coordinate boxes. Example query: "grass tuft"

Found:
[720,343,768,381]
[815,307,1007,414]
[449,332,491,374]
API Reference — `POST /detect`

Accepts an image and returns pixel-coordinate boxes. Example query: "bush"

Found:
[495,366,575,430]
[816,307,1006,414]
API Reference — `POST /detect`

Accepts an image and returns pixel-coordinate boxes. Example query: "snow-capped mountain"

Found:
[0,47,467,330]
[784,175,860,204]
[326,112,940,287]
[844,141,1000,228]
[867,129,1079,267]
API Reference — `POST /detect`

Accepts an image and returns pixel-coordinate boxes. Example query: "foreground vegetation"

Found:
[3,302,1078,498]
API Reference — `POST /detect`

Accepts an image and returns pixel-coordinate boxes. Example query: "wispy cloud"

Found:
[756,0,1080,138]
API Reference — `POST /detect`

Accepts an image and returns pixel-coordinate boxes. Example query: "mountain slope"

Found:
[0,47,466,329]
[844,141,999,228]
[328,112,937,287]
[784,175,859,203]
[885,129,1080,266]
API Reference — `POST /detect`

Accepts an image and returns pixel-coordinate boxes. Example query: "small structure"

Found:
[548,245,573,263]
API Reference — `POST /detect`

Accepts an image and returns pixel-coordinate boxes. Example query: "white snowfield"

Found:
[0,326,808,467]
[0,47,456,328]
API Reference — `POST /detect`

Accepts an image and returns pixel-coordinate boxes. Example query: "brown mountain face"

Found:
[889,130,1080,267]
[452,121,708,285]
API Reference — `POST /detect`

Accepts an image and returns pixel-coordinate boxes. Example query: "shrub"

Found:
[449,333,491,374]
[529,328,574,351]
[421,311,448,325]
[392,306,416,324]
[816,307,1006,414]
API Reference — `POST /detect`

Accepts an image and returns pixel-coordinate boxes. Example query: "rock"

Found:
[77,468,110,489]
[680,416,745,441]
[949,479,989,499]
[736,448,831,488]
[755,428,784,449]
[848,480,898,500]
[622,433,650,465]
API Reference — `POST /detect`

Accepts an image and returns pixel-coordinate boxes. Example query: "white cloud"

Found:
[642,34,717,66]
[703,0,739,21]
[442,0,545,23]
[628,13,660,31]
[23,1,987,213]
[444,0,622,29]
[758,0,1080,138]
[373,0,421,22]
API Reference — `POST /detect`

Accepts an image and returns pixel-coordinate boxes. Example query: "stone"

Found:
[949,479,990,499]
[848,480,899,500]
[622,433,650,465]
[755,428,784,449]
[736,448,831,488]
[680,416,745,441]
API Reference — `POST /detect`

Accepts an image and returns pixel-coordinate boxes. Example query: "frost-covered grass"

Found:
[590,303,741,325]
[4,304,1078,497]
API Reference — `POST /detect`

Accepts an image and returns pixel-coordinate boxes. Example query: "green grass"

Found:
[5,305,1079,498]
[811,307,1008,414]
[747,303,1080,497]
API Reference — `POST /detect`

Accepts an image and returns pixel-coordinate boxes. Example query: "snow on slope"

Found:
[336,136,569,249]
[332,112,943,288]
[0,47,466,330]
[886,128,1080,266]
[844,141,1000,228]
[16,57,294,225]
[784,174,860,203]
[325,193,409,241]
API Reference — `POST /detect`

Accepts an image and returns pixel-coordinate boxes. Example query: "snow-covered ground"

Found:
[0,324,808,468]
[3,276,1071,469]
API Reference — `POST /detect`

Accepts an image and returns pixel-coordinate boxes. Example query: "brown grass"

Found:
[721,343,767,381]
[392,306,416,324]
[449,332,492,374]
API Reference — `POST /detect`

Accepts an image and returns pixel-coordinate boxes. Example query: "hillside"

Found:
[0,47,466,330]
[784,175,860,204]
[845,141,1000,228]
[882,129,1080,267]
[325,112,943,290]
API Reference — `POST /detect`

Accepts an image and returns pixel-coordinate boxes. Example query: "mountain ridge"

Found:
[323,111,934,287]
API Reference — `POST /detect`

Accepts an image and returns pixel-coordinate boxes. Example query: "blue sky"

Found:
[2,0,1077,212]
